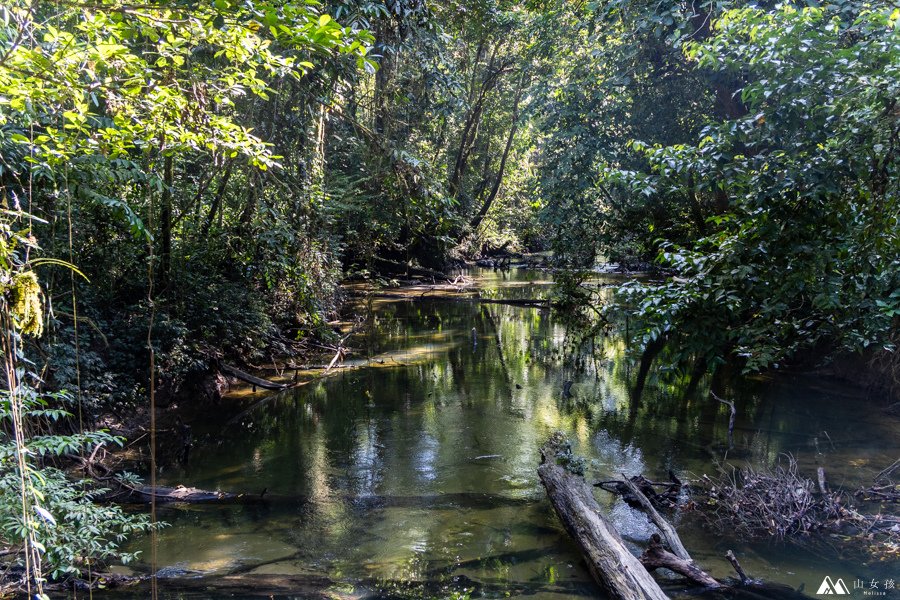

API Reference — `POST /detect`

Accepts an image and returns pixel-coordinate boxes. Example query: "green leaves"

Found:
[0,0,373,585]
[605,3,900,372]
[0,0,373,189]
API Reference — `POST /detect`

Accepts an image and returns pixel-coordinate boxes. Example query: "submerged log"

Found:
[132,485,240,503]
[538,436,669,600]
[220,363,288,390]
[619,474,721,588]
[597,474,680,510]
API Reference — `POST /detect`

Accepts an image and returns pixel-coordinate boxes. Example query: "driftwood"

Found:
[220,363,287,390]
[854,459,900,503]
[540,436,780,597]
[132,485,239,503]
[538,436,669,600]
[597,473,681,510]
[618,474,721,588]
[726,550,751,585]
[712,392,736,448]
[699,460,900,560]
[620,475,690,561]
[640,534,720,588]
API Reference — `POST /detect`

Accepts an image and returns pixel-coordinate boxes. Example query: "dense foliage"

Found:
[0,0,371,590]
[535,0,899,374]
[0,0,898,587]
[613,5,899,372]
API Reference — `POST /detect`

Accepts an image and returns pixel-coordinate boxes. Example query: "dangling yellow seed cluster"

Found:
[10,271,43,337]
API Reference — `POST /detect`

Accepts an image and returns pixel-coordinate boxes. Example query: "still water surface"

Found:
[112,269,899,598]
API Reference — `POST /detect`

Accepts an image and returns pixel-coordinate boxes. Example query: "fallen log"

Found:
[640,534,720,588]
[132,485,240,503]
[620,475,690,561]
[538,435,669,600]
[220,363,288,390]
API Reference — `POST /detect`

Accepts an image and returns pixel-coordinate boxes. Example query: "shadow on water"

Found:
[106,269,899,599]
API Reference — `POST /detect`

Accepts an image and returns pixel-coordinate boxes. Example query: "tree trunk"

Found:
[619,475,690,561]
[640,535,720,588]
[538,437,669,600]
[373,22,395,137]
[203,160,234,236]
[159,154,174,287]
[469,71,526,233]
[450,44,500,196]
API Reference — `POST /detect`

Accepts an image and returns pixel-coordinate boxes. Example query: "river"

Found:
[107,268,899,599]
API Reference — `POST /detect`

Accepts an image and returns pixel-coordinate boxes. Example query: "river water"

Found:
[110,268,899,599]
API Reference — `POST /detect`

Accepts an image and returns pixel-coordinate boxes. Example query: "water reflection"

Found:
[116,268,899,599]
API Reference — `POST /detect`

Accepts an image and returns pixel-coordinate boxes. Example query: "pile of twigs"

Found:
[856,458,900,503]
[694,455,900,559]
[698,456,823,538]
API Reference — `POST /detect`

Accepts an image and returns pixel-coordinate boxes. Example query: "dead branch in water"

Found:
[694,456,900,559]
[711,391,736,448]
[220,363,287,390]
[537,434,669,600]
[874,457,900,484]
[620,474,691,561]
[698,456,821,538]
[536,435,823,598]
[725,550,751,584]
[639,534,720,588]
[595,472,681,510]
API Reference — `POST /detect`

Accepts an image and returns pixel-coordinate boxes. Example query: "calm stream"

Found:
[110,269,898,598]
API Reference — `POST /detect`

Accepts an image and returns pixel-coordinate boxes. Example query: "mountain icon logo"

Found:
[817,576,850,595]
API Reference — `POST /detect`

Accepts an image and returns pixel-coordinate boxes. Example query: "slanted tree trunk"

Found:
[372,20,395,138]
[538,436,669,600]
[619,475,690,561]
[450,43,503,197]
[468,71,526,234]
[640,534,720,588]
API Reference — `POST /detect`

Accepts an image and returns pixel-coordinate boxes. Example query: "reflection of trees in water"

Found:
[153,290,897,589]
